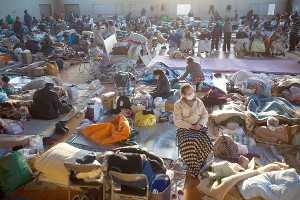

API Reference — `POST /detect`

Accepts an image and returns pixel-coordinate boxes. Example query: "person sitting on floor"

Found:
[167,30,181,53]
[40,34,55,54]
[270,26,288,56]
[197,28,212,56]
[150,69,171,99]
[235,27,250,55]
[25,35,40,54]
[177,57,205,92]
[180,31,195,54]
[31,83,71,120]
[93,24,104,45]
[173,83,212,178]
[250,27,266,57]
[1,75,15,95]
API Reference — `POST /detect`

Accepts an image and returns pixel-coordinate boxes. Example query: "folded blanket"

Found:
[80,114,130,145]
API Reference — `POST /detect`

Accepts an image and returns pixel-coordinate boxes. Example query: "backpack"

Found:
[116,96,131,113]
[114,72,132,88]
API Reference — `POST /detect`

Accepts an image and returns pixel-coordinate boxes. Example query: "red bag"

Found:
[201,86,227,106]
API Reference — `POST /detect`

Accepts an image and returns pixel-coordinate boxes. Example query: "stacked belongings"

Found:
[110,32,150,70]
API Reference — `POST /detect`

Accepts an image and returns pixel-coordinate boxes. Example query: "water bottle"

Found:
[150,174,170,193]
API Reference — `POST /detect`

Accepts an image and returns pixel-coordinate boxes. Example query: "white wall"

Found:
[57,0,287,19]
[0,0,57,22]
[293,0,300,13]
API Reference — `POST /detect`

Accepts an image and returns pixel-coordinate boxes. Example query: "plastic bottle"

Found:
[150,174,170,193]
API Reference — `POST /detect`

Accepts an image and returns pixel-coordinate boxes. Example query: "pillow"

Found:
[34,143,98,186]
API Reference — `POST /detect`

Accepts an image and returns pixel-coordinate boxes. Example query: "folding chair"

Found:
[64,161,104,200]
[109,171,149,200]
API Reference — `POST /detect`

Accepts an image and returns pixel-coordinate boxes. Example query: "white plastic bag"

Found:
[29,135,44,153]
[88,80,102,90]
[154,97,167,113]
[67,85,78,100]
[91,97,104,121]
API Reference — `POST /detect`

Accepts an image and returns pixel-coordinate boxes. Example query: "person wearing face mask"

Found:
[150,69,171,99]
[177,57,205,92]
[173,83,212,178]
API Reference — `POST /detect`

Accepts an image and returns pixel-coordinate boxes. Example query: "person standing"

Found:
[24,10,33,34]
[178,57,205,92]
[13,16,24,44]
[288,14,299,52]
[211,21,222,51]
[173,83,212,178]
[141,8,146,17]
[223,18,232,52]
[6,15,14,25]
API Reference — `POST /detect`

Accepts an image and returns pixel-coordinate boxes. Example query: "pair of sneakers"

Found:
[55,121,69,134]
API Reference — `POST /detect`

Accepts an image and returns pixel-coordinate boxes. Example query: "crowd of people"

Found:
[0,8,299,58]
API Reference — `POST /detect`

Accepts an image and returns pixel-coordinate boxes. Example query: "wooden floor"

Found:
[9,45,300,200]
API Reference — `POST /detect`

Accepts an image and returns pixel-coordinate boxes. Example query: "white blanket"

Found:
[238,168,300,200]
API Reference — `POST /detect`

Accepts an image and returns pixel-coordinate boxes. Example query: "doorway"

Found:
[64,4,80,17]
[39,4,52,17]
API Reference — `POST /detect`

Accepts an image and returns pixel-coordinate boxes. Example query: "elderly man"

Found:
[178,57,205,92]
[270,26,288,56]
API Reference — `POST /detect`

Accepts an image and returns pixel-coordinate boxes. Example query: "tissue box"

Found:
[17,52,32,64]
[101,92,115,110]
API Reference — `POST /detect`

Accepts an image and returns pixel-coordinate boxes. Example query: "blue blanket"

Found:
[247,95,298,120]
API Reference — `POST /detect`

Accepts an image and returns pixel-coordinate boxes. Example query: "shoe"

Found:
[55,122,68,134]
[59,121,69,132]
[76,153,96,164]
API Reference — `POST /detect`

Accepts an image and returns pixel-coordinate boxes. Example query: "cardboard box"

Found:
[165,100,175,112]
[101,92,115,110]
[17,52,32,64]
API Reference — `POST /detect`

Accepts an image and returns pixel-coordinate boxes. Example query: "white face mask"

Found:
[185,93,195,100]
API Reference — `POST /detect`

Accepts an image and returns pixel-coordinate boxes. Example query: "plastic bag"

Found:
[29,135,44,153]
[0,90,8,102]
[5,121,23,135]
[67,85,78,100]
[88,80,102,90]
[91,97,104,121]
[0,152,34,194]
[134,111,156,127]
[45,62,59,76]
[154,97,167,113]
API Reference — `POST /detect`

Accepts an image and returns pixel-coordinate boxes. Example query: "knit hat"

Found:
[267,117,279,131]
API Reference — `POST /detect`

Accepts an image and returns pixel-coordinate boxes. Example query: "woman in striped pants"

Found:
[173,83,212,177]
